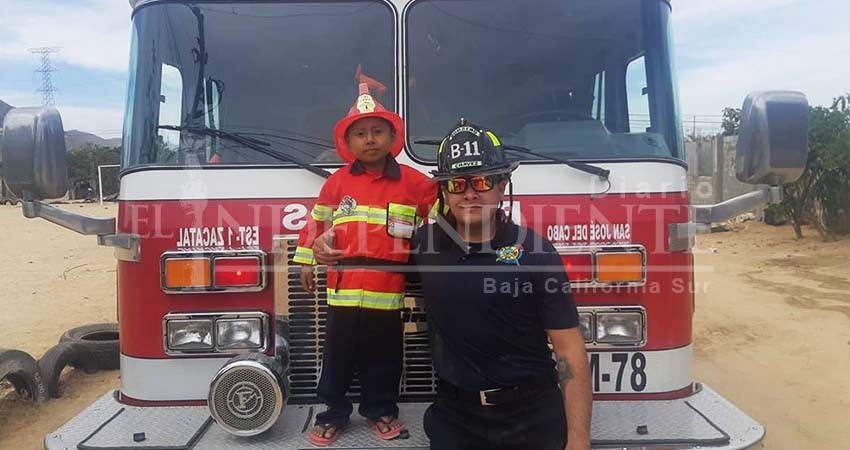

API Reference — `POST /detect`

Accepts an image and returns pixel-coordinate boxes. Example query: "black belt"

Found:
[437,378,557,407]
[336,257,408,272]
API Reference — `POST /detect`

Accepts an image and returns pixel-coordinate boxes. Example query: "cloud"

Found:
[0,0,132,72]
[673,0,850,113]
[677,32,850,114]
[672,0,799,22]
[0,89,123,135]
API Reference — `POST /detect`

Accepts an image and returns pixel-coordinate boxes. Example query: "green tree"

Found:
[721,107,741,136]
[773,96,850,239]
[66,145,121,200]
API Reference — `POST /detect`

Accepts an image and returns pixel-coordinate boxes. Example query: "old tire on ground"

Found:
[59,323,120,371]
[0,349,49,404]
[38,342,98,398]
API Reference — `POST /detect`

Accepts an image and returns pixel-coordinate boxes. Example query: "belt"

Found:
[337,257,409,272]
[437,378,557,407]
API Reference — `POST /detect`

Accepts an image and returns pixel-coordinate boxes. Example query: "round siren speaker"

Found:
[208,353,286,436]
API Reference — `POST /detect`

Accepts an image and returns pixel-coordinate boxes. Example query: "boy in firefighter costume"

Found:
[294,83,436,446]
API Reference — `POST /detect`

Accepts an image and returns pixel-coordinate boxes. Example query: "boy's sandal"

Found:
[308,421,346,447]
[367,416,409,440]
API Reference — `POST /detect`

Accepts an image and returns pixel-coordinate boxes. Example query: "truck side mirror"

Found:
[1,107,68,200]
[736,91,809,186]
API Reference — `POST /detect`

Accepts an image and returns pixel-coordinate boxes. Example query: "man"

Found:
[313,120,591,450]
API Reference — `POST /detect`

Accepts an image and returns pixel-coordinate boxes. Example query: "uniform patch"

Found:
[338,195,357,216]
[496,245,524,265]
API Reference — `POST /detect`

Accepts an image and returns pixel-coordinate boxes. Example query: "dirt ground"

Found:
[0,203,848,450]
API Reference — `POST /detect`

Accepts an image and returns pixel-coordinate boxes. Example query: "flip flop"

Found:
[308,422,345,447]
[367,416,409,440]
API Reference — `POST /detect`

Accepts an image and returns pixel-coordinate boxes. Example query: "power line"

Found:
[29,47,62,107]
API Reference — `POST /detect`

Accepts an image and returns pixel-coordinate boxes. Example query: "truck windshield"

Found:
[123,1,394,168]
[406,0,683,162]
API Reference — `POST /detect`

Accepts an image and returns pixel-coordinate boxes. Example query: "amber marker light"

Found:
[595,252,644,283]
[164,257,212,289]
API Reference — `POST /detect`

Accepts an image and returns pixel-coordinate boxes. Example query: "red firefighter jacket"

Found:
[294,156,437,310]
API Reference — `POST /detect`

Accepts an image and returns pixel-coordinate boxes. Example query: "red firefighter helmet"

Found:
[333,82,405,163]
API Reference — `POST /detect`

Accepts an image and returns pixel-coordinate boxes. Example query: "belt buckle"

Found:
[479,388,500,406]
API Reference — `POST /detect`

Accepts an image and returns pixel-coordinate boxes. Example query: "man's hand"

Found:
[548,327,592,450]
[311,227,344,265]
[300,265,316,292]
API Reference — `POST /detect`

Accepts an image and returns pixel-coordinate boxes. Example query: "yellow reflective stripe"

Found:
[332,205,388,226]
[438,138,447,154]
[486,131,501,147]
[350,205,388,215]
[332,213,386,226]
[311,204,333,221]
[326,288,404,310]
[293,246,315,265]
[388,203,416,218]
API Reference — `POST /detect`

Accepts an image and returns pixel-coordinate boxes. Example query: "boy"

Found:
[294,83,436,446]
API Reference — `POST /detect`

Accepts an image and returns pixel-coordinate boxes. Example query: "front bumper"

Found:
[46,383,763,450]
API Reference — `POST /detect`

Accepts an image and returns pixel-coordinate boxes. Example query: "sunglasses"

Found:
[443,175,501,194]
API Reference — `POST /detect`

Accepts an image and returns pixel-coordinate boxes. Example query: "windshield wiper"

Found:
[413,139,609,180]
[159,125,331,179]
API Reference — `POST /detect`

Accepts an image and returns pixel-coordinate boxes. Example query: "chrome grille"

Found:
[277,238,437,403]
[209,366,280,435]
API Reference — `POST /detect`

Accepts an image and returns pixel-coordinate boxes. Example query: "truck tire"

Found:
[0,349,49,404]
[59,323,120,371]
[38,342,98,398]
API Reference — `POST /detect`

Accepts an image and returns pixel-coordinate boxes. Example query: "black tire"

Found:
[0,349,49,404]
[59,323,120,371]
[38,342,98,398]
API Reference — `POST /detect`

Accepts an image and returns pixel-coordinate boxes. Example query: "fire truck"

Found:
[0,0,810,448]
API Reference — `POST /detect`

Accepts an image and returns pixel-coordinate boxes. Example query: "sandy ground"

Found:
[0,203,848,450]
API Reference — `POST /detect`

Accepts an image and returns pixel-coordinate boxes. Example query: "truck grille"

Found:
[275,238,437,403]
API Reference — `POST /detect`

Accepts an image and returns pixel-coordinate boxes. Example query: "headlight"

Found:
[596,312,643,344]
[167,319,214,351]
[578,313,594,343]
[217,318,263,350]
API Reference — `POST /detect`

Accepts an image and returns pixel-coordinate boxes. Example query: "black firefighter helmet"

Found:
[431,119,519,180]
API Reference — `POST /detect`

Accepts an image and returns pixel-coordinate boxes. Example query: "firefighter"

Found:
[313,120,592,450]
[294,83,437,446]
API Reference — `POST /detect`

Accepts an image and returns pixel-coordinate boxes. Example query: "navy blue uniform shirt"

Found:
[410,215,579,391]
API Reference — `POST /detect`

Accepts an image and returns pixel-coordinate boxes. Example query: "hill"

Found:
[64,130,122,150]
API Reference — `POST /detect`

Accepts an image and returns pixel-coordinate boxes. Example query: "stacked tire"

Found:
[0,349,49,404]
[41,323,120,398]
[0,323,121,402]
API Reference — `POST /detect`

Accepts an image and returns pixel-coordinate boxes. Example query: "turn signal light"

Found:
[562,253,593,282]
[214,257,261,287]
[595,252,644,283]
[164,258,211,288]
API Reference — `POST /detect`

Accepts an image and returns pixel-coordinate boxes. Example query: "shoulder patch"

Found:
[496,245,524,265]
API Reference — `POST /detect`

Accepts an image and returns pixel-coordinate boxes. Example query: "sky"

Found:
[0,0,848,138]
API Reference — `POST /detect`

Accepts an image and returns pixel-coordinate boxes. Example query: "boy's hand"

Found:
[312,227,344,265]
[300,265,316,292]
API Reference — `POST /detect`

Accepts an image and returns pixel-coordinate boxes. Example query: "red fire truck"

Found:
[0,0,809,448]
